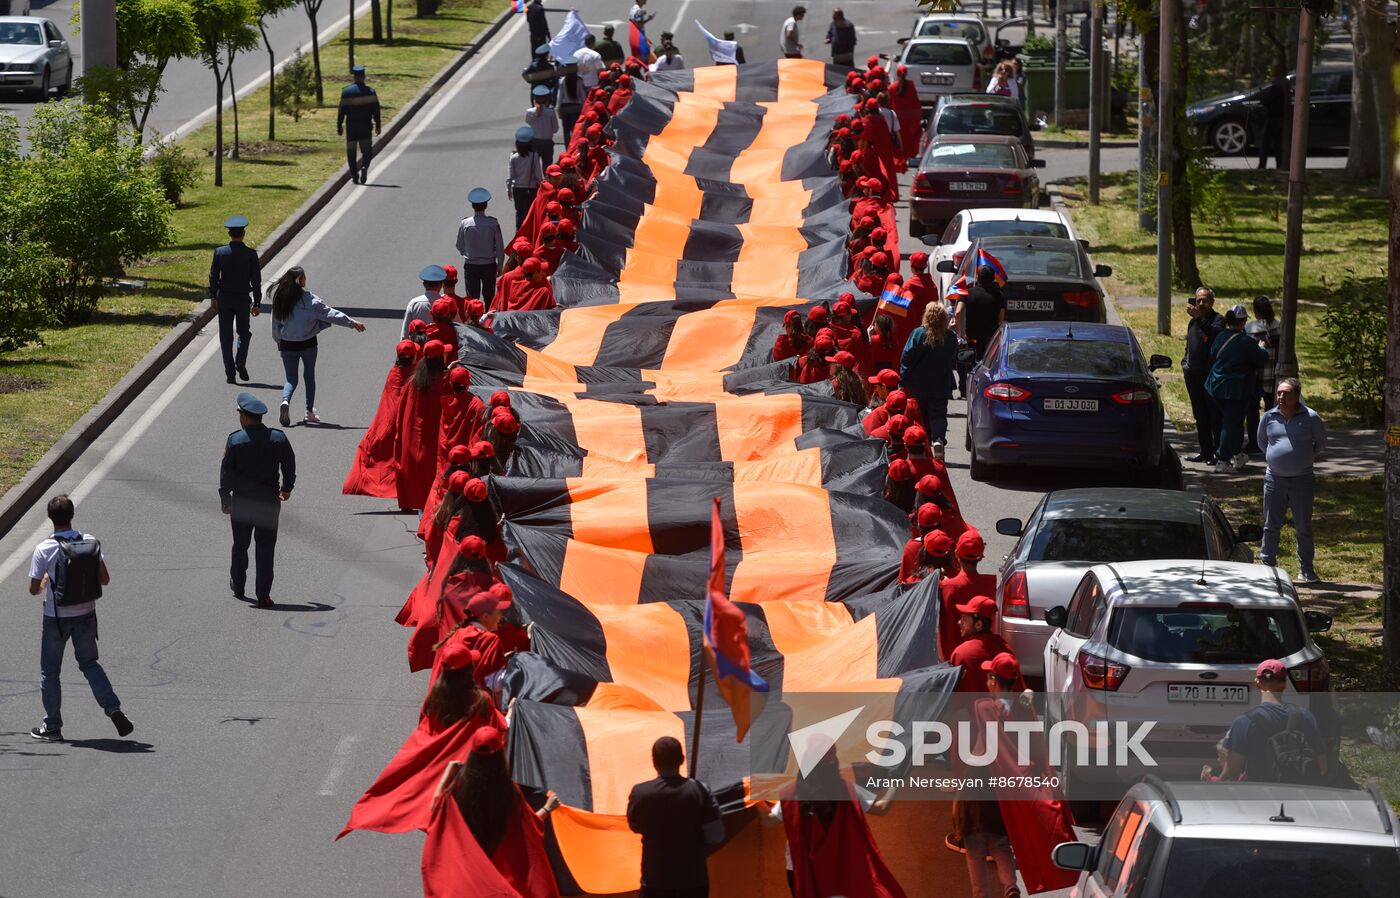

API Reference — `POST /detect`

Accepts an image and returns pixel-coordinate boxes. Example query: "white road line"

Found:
[0,11,530,585]
[667,0,696,38]
[317,734,360,796]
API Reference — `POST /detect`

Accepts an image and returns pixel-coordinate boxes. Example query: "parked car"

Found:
[1053,779,1400,897]
[938,235,1110,320]
[896,37,984,106]
[905,12,993,64]
[1186,66,1352,155]
[909,135,1044,237]
[925,93,1036,162]
[0,16,72,100]
[1042,560,1332,785]
[992,488,1263,678]
[922,208,1079,295]
[964,322,1170,480]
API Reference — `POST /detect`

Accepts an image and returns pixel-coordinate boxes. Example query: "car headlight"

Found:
[1190,104,1216,118]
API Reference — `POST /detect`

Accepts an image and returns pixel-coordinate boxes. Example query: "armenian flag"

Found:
[628,20,650,59]
[702,497,769,741]
[945,274,970,301]
[513,0,524,12]
[876,284,913,318]
[975,248,1008,286]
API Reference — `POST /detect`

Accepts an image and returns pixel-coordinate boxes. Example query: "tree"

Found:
[1384,13,1400,674]
[192,0,259,185]
[0,112,58,351]
[78,0,200,140]
[275,50,316,122]
[1168,0,1201,289]
[257,0,300,141]
[1344,0,1394,191]
[301,0,326,106]
[371,0,383,42]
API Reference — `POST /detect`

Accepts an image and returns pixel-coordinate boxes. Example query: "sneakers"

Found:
[279,401,291,427]
[932,440,946,461]
[30,724,63,742]
[1185,453,1213,463]
[1231,453,1248,472]
[110,710,135,738]
[1297,570,1323,585]
[1212,461,1233,474]
[304,408,321,424]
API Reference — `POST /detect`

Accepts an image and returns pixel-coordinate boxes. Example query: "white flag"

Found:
[695,20,738,65]
[548,9,591,62]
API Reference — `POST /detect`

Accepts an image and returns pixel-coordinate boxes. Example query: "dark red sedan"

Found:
[909,134,1046,238]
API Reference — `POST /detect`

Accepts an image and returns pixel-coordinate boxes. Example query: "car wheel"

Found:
[1157,440,1184,490]
[909,218,926,239]
[969,440,992,482]
[1209,118,1248,155]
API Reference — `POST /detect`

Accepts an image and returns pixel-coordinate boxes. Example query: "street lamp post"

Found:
[1155,0,1173,336]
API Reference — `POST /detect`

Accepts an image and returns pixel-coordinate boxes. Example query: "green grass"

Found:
[0,0,502,495]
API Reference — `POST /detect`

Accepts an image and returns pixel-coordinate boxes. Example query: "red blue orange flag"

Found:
[876,284,913,319]
[975,248,1008,286]
[703,497,768,742]
[945,274,970,301]
[629,20,651,60]
[513,0,524,12]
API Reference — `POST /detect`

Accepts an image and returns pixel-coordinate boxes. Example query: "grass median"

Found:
[0,0,504,496]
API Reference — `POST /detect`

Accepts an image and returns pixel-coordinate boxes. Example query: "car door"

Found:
[42,20,66,78]
[935,214,965,294]
[1208,501,1253,562]
[1045,572,1101,698]
[1308,71,1348,148]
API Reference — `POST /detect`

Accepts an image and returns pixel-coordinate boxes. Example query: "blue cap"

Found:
[351,64,366,75]
[514,126,535,143]
[467,187,492,205]
[224,214,249,229]
[531,84,551,98]
[419,264,448,282]
[534,43,551,56]
[236,392,268,415]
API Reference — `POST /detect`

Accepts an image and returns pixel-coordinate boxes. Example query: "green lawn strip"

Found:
[0,0,503,496]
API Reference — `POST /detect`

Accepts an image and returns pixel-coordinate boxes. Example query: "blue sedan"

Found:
[965,322,1173,480]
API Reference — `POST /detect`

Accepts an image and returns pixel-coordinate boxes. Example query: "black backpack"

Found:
[1255,705,1323,785]
[53,534,103,606]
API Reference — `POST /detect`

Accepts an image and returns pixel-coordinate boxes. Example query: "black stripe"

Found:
[491,476,575,589]
[639,402,722,464]
[498,563,612,682]
[507,701,593,811]
[637,479,739,603]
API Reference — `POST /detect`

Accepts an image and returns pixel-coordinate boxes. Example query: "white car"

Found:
[896,37,984,106]
[0,16,73,100]
[1042,559,1332,786]
[923,208,1081,296]
[906,13,993,66]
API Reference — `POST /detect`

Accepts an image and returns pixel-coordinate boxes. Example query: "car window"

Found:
[47,22,63,42]
[1064,574,1103,637]
[1107,607,1306,663]
[1122,822,1165,898]
[918,20,987,45]
[0,22,43,44]
[1005,338,1136,377]
[1209,504,1237,553]
[979,326,1005,365]
[980,243,1083,278]
[1308,72,1335,95]
[906,42,973,66]
[1029,518,1205,563]
[926,142,1018,168]
[937,104,1025,137]
[1203,508,1231,559]
[967,220,1070,240]
[1096,802,1146,889]
[1159,840,1400,898]
[942,216,962,245]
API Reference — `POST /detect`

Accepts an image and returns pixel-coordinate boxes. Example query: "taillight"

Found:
[1002,571,1029,619]
[1289,658,1330,692]
[1078,650,1130,691]
[1112,389,1154,404]
[913,174,942,196]
[1001,173,1022,196]
[984,382,1032,401]
[1063,291,1101,308]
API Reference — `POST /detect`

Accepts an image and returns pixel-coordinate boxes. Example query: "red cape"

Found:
[419,393,487,540]
[858,113,900,202]
[890,79,924,157]
[394,373,449,511]
[427,622,507,684]
[408,569,498,673]
[421,785,560,898]
[499,274,557,312]
[781,785,907,898]
[343,363,413,498]
[509,183,557,255]
[398,530,458,628]
[890,272,938,351]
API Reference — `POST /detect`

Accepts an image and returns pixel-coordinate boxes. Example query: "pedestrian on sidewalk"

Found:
[1244,294,1281,453]
[208,214,261,385]
[899,302,959,452]
[1216,659,1328,782]
[1182,286,1224,464]
[1206,303,1269,473]
[337,65,381,185]
[221,393,296,607]
[507,127,545,231]
[826,8,857,67]
[268,266,366,426]
[1257,378,1327,584]
[626,736,725,898]
[27,494,134,742]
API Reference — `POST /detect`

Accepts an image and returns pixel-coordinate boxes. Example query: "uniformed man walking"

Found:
[337,64,382,184]
[402,264,448,338]
[455,188,505,309]
[209,214,261,385]
[220,393,296,608]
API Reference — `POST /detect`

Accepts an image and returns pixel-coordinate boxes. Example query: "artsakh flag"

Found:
[876,285,913,319]
[974,248,1008,286]
[628,20,650,60]
[702,497,768,742]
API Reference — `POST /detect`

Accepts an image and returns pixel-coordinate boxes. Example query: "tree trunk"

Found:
[228,59,240,159]
[135,58,169,139]
[1170,0,1201,289]
[213,60,224,186]
[386,0,393,43]
[1261,12,1289,79]
[1385,6,1400,674]
[263,22,276,141]
[308,8,324,106]
[371,0,383,41]
[1346,1,1389,182]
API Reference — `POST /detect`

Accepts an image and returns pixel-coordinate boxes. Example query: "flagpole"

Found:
[690,651,707,779]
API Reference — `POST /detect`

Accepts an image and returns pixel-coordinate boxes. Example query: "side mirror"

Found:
[935,260,957,273]
[1148,354,1173,370]
[1304,610,1333,633]
[898,36,910,45]
[956,348,976,365]
[1031,158,1047,168]
[1236,523,1263,542]
[920,234,942,247]
[1044,606,1068,629]
[1052,842,1099,871]
[49,39,63,48]
[1094,264,1113,277]
[995,517,1023,537]
[1078,239,1091,251]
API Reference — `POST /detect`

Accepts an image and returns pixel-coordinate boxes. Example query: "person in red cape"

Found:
[464,297,494,334]
[937,530,995,662]
[534,223,564,272]
[882,456,915,514]
[423,459,472,560]
[864,316,900,379]
[427,296,460,353]
[854,254,894,298]
[484,411,520,479]
[857,102,900,201]
[555,218,578,254]
[343,340,419,498]
[794,331,837,385]
[422,726,561,898]
[773,309,813,363]
[497,258,557,312]
[582,123,611,183]
[899,503,946,579]
[431,583,513,684]
[338,640,504,839]
[409,530,500,672]
[868,389,924,438]
[889,65,923,158]
[949,596,1012,689]
[441,264,464,321]
[828,351,868,406]
[438,367,487,476]
[827,298,870,373]
[394,339,450,512]
[850,177,892,231]
[890,252,938,352]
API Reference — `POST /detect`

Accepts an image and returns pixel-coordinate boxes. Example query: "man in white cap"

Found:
[455,189,505,309]
[402,265,448,339]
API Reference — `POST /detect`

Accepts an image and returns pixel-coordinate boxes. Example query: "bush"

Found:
[1022,33,1054,53]
[147,134,200,205]
[276,51,316,123]
[1321,276,1386,426]
[0,111,58,352]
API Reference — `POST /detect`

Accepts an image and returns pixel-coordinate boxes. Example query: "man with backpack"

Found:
[26,494,134,742]
[1216,659,1327,784]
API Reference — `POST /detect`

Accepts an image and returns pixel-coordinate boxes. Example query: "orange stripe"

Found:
[778,613,882,691]
[731,448,825,487]
[546,305,633,366]
[560,478,653,604]
[559,542,648,607]
[576,707,687,815]
[559,399,650,467]
[714,393,806,461]
[589,603,692,712]
[727,481,837,603]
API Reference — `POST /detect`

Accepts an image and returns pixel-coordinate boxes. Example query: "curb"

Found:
[0,3,516,542]
[1037,138,1137,149]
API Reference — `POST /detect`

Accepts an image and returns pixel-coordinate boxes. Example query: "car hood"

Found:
[1187,88,1254,113]
[0,45,44,65]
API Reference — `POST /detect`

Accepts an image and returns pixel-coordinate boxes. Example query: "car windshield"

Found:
[0,23,43,45]
[918,21,986,45]
[926,142,1018,169]
[1159,840,1400,898]
[1030,519,1204,563]
[936,105,1025,137]
[968,220,1070,240]
[1108,607,1305,663]
[1005,338,1134,376]
[906,42,972,66]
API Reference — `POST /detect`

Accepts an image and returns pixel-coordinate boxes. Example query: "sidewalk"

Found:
[1169,427,1384,480]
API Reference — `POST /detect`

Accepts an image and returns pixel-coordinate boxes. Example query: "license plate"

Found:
[1043,398,1099,412]
[1007,299,1055,311]
[921,72,955,85]
[1167,683,1249,703]
[950,181,986,191]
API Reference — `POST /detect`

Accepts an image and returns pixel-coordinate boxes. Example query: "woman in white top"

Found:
[506,126,544,230]
[985,61,1019,99]
[649,42,686,71]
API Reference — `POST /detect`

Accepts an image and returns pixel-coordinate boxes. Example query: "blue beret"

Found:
[224,215,249,229]
[534,44,551,56]
[236,392,268,415]
[531,84,551,98]
[351,64,366,75]
[419,264,448,282]
[467,187,492,205]
[515,126,535,143]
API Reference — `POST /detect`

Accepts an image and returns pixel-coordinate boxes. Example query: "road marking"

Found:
[667,0,696,38]
[318,734,359,796]
[0,11,530,584]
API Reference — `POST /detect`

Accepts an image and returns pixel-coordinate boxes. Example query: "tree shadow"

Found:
[0,357,79,369]
[249,184,299,190]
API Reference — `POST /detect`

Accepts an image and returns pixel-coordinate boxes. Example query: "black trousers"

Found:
[346,136,373,176]
[463,262,499,309]
[513,187,538,230]
[1183,368,1219,459]
[217,298,252,378]
[231,499,279,601]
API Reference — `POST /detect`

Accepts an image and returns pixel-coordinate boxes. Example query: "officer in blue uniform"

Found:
[337,64,382,184]
[220,393,296,608]
[454,188,505,308]
[208,215,261,384]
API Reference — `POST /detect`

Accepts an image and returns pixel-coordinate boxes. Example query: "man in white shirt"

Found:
[650,41,685,71]
[629,0,654,31]
[402,264,447,338]
[575,34,604,89]
[781,5,806,58]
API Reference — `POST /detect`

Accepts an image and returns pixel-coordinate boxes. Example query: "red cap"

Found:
[923,530,953,556]
[511,236,534,254]
[423,340,446,358]
[870,228,887,242]
[396,339,420,358]
[871,252,890,267]
[868,369,900,388]
[864,97,878,109]
[957,529,986,561]
[449,366,472,387]
[438,640,480,672]
[492,413,520,435]
[442,263,458,281]
[981,652,1022,681]
[466,298,486,317]
[489,390,511,408]
[545,201,564,215]
[467,585,512,617]
[408,319,427,334]
[470,440,496,460]
[910,252,929,269]
[825,350,857,368]
[559,219,576,236]
[463,478,488,503]
[887,458,913,481]
[586,123,604,136]
[1256,659,1287,682]
[784,309,801,324]
[458,534,487,559]
[858,216,876,230]
[956,595,998,619]
[539,222,559,238]
[916,474,942,497]
[466,725,506,755]
[558,188,577,204]
[903,425,927,445]
[833,300,854,316]
[808,306,829,322]
[448,444,472,466]
[916,503,943,528]
[885,414,909,436]
[813,334,836,353]
[521,257,542,273]
[545,164,563,176]
[447,470,471,493]
[884,390,907,411]
[430,296,456,318]
[867,54,881,67]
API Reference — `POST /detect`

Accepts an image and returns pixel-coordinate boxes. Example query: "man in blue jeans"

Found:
[1257,377,1328,583]
[27,494,134,742]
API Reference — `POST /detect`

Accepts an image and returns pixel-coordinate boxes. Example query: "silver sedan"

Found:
[0,16,73,101]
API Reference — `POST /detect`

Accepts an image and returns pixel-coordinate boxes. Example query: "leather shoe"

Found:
[237,366,250,382]
[230,578,247,600]
[1185,454,1213,463]
[256,596,274,608]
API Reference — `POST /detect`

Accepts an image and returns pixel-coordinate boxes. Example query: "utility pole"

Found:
[1278,1,1323,378]
[1054,9,1067,126]
[1088,1,1104,203]
[1383,9,1400,673]
[1138,33,1155,231]
[80,0,117,78]
[1156,0,1173,335]
[349,0,356,71]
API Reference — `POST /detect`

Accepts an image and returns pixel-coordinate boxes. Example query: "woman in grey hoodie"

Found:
[269,267,366,425]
